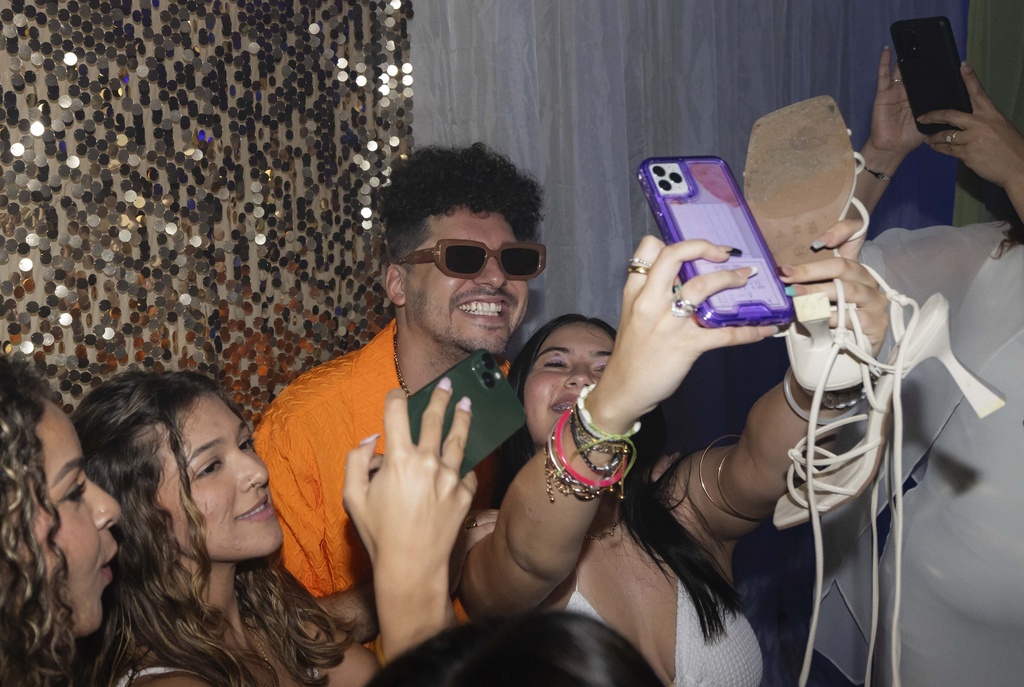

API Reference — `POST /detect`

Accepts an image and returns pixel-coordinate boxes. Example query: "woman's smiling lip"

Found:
[237,496,275,521]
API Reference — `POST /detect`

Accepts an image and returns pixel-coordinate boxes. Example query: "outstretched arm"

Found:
[816,47,927,257]
[460,237,777,617]
[687,257,890,542]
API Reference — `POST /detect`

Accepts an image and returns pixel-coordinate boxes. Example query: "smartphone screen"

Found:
[637,157,793,327]
[406,350,526,476]
[890,16,971,135]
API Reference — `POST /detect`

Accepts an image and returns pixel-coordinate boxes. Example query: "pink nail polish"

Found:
[457,396,472,412]
[438,377,452,392]
[360,433,381,446]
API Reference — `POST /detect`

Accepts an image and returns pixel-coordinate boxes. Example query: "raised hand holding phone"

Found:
[343,382,477,658]
[637,157,793,327]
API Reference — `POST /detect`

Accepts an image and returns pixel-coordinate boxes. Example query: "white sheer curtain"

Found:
[410,0,964,339]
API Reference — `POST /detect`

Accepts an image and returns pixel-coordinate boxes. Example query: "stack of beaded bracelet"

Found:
[544,386,640,502]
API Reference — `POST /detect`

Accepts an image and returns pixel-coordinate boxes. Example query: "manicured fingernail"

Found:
[744,265,758,278]
[438,377,452,392]
[785,285,797,297]
[457,396,472,412]
[810,240,827,252]
[360,433,381,446]
[723,246,743,257]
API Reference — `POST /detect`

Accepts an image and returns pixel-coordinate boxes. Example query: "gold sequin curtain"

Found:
[0,0,412,420]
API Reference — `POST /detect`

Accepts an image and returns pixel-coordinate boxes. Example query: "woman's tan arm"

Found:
[686,256,890,542]
[460,237,778,617]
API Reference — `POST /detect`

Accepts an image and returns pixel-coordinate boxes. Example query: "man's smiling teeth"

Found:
[460,301,501,317]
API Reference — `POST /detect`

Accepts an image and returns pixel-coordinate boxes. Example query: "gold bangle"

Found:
[696,435,763,523]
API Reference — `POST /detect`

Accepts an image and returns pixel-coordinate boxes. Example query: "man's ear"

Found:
[385,264,408,307]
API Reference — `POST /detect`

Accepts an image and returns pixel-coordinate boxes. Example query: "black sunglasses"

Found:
[397,239,546,280]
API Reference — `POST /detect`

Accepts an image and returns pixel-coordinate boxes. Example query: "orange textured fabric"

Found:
[254,319,499,598]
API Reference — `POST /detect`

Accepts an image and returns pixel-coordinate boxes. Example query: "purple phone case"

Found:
[637,156,794,327]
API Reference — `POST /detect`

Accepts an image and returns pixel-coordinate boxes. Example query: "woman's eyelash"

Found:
[240,437,254,451]
[542,359,568,368]
[196,460,221,478]
[64,481,87,503]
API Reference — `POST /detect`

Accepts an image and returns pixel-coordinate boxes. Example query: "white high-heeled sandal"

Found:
[745,95,1005,686]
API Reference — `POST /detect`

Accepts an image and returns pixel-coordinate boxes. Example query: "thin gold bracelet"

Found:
[696,435,764,523]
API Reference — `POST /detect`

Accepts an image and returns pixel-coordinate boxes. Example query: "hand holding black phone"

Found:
[890,16,972,135]
[406,350,525,477]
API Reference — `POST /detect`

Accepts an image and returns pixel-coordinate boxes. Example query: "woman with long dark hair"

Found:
[0,357,120,687]
[458,236,889,686]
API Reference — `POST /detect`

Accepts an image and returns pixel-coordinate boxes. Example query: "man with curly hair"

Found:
[255,143,545,640]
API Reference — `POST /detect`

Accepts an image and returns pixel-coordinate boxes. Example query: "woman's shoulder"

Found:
[119,669,213,687]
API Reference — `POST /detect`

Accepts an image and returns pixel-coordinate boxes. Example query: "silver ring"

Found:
[945,133,954,144]
[671,298,698,318]
[891,77,902,84]
[629,257,653,269]
[951,130,960,145]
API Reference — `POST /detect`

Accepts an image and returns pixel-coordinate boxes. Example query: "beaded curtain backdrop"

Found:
[0,0,412,420]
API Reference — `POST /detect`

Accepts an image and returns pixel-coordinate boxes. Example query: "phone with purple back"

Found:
[637,156,793,327]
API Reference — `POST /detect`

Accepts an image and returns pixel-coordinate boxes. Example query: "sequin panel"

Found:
[0,0,412,420]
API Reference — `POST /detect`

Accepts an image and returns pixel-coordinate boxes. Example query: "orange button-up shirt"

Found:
[254,319,497,597]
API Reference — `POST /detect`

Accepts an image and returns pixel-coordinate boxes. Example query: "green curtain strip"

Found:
[953,0,1024,226]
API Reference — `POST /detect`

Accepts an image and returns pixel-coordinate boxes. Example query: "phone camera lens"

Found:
[482,373,496,389]
[481,353,496,369]
[658,179,672,191]
[651,165,665,177]
[669,172,683,183]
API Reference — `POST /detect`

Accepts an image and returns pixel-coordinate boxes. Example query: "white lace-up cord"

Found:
[793,265,918,687]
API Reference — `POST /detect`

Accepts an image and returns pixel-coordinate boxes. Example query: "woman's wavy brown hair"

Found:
[74,370,347,687]
[0,357,76,687]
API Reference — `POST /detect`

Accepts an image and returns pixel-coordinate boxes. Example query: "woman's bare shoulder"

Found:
[131,673,213,687]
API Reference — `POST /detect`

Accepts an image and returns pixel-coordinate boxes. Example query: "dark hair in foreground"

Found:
[495,314,741,640]
[369,612,663,687]
[74,370,346,687]
[0,357,75,687]
[379,142,544,262]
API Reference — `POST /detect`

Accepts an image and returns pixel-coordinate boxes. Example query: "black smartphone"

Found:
[890,16,972,135]
[406,350,526,476]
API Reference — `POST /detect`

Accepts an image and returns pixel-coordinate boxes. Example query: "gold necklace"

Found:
[393,330,410,397]
[243,620,276,687]
[585,515,623,541]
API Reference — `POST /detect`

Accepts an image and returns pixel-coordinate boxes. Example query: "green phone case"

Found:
[406,350,526,476]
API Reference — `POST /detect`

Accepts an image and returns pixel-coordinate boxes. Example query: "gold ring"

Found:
[627,264,651,276]
[464,516,478,530]
[951,130,960,145]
